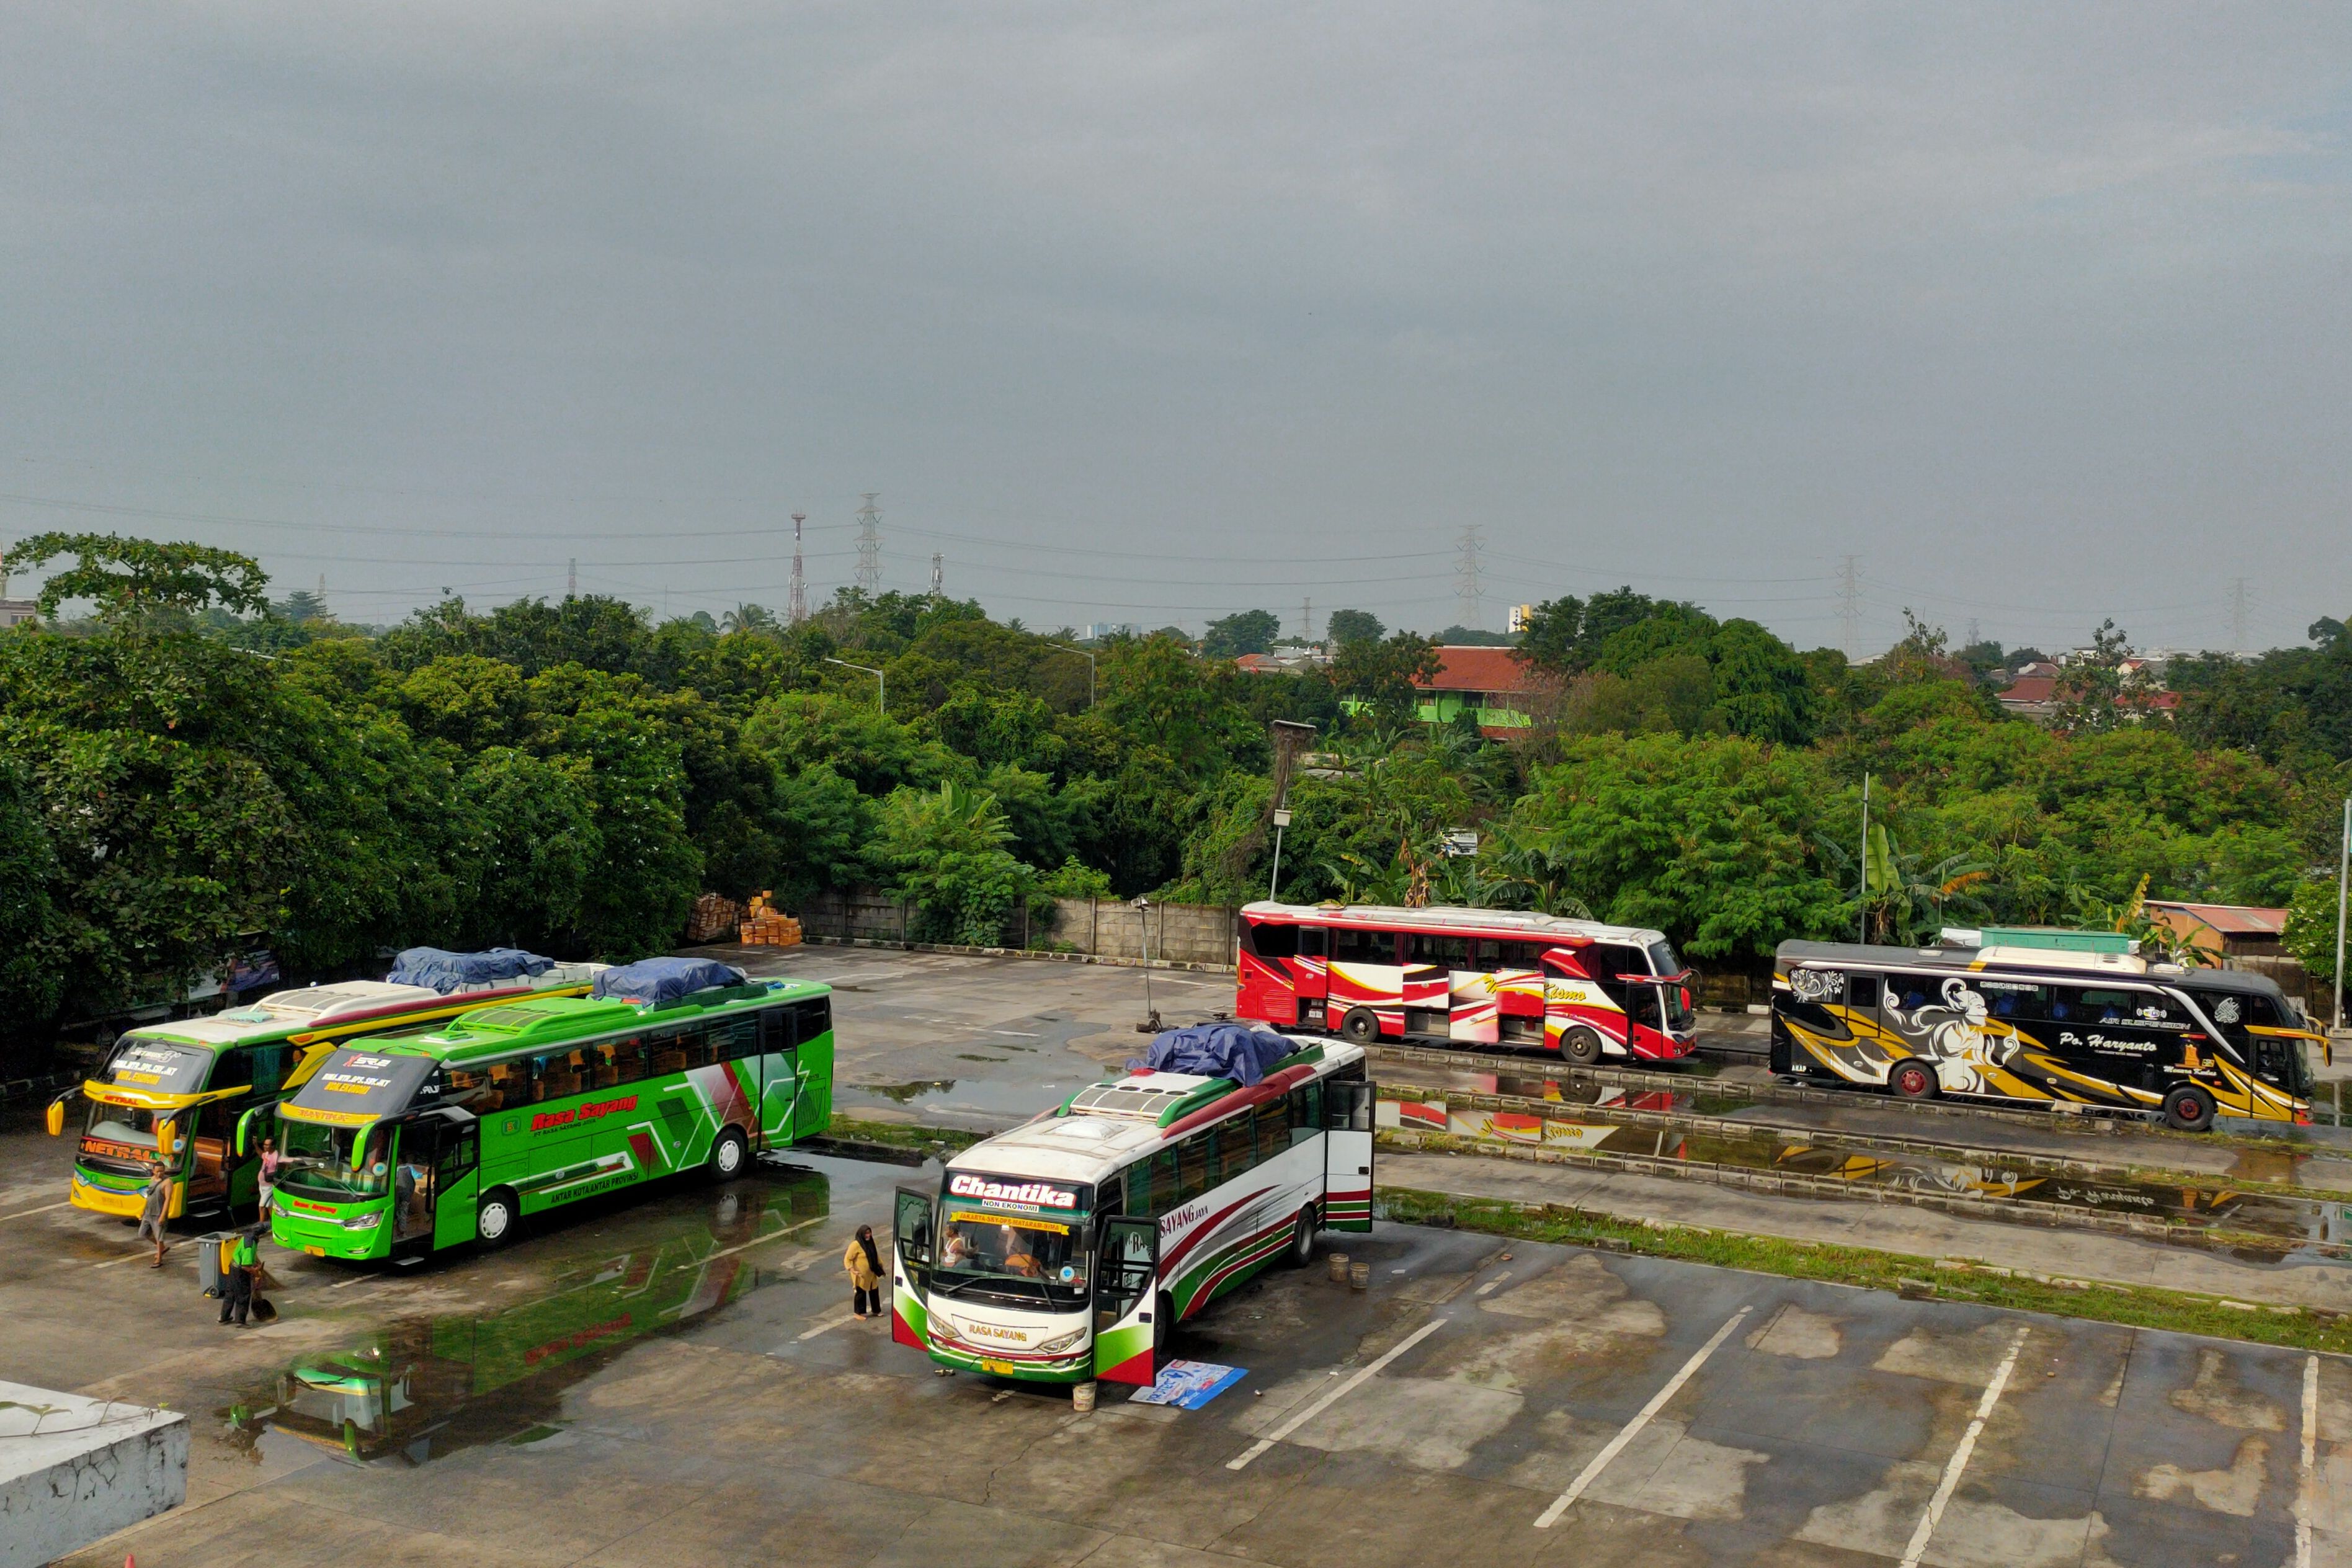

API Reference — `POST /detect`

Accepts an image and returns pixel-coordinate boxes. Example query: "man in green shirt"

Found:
[218,1229,259,1327]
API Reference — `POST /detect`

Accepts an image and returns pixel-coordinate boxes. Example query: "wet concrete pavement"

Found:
[38,1155,2352,1568]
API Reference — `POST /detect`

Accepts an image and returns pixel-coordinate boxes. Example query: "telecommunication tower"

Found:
[930,553,944,599]
[1299,597,1312,644]
[567,557,577,599]
[787,513,808,625]
[1837,556,1862,658]
[1455,526,1484,630]
[855,493,882,593]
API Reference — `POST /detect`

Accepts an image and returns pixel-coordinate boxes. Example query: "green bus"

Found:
[264,963,834,1259]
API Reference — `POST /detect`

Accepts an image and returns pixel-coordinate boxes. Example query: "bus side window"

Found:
[1332,928,1396,964]
[211,1049,254,1092]
[1147,1149,1181,1215]
[1177,1136,1211,1203]
[1846,974,1881,1008]
[246,1045,292,1096]
[1407,932,1469,967]
[532,1051,584,1103]
[712,1018,760,1062]
[790,998,832,1045]
[760,1007,788,1056]
[1254,1100,1288,1164]
[1980,983,2045,1022]
[646,1031,689,1076]
[1210,1117,1253,1184]
[1288,1084,1322,1145]
[1298,927,1327,959]
[1248,922,1299,960]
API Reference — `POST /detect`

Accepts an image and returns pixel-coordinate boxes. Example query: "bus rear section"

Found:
[1237,902,1696,1062]
[1771,939,2320,1131]
[891,1036,1374,1399]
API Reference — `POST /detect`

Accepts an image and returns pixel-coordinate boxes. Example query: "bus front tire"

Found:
[2163,1084,2218,1133]
[476,1189,520,1249]
[1561,1027,1604,1066]
[1340,1009,1380,1046]
[1286,1206,1318,1267]
[709,1127,749,1181]
[1889,1061,1938,1102]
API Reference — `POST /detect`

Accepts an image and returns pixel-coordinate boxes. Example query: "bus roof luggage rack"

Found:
[1976,946,2150,974]
[1942,926,2139,956]
[591,957,748,1006]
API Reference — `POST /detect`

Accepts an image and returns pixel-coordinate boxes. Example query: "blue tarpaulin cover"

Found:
[1132,1023,1294,1086]
[386,947,555,994]
[591,957,746,1005]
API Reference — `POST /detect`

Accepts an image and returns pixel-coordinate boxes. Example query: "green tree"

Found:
[873,781,1032,945]
[1330,631,1440,727]
[5,532,269,621]
[1202,609,1282,658]
[1325,609,1384,648]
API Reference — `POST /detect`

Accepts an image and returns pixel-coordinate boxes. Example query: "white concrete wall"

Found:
[0,1381,187,1568]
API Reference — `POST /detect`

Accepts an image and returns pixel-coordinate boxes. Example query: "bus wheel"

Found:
[708,1128,749,1181]
[2162,1084,2218,1133]
[1286,1205,1318,1267]
[1889,1061,1937,1102]
[1340,1009,1380,1045]
[1562,1027,1604,1066]
[476,1188,520,1249]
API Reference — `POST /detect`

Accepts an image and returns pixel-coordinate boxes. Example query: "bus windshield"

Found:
[936,1209,1090,1307]
[99,1038,215,1096]
[81,1099,164,1153]
[277,1119,394,1200]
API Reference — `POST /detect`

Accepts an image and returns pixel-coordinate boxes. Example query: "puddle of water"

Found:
[221,1172,829,1468]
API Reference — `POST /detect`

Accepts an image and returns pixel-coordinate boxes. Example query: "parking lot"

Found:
[9,945,2352,1566]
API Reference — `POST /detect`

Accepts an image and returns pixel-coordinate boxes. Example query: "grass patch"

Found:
[823,1115,984,1156]
[1376,1184,2352,1355]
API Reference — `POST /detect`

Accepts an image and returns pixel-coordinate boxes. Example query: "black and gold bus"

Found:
[1770,940,2327,1131]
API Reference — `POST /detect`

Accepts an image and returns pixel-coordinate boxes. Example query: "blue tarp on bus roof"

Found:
[385,947,555,994]
[1131,1023,1294,1086]
[590,957,746,1006]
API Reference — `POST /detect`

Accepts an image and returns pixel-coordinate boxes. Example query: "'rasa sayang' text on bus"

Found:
[889,1035,1373,1396]
[1236,902,1696,1062]
[47,953,600,1224]
[263,959,832,1259]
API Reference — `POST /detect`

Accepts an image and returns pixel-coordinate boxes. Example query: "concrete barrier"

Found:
[0,1382,187,1568]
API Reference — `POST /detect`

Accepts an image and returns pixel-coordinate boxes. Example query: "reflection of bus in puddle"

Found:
[232,1175,825,1466]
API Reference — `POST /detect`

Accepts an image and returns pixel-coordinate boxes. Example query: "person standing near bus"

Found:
[845,1225,883,1320]
[256,1136,282,1220]
[137,1157,171,1267]
[218,1230,258,1327]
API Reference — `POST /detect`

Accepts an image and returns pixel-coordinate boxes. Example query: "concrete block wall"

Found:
[0,1383,187,1568]
[1042,898,1238,966]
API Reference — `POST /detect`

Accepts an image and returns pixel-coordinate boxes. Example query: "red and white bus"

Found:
[1235,902,1698,1064]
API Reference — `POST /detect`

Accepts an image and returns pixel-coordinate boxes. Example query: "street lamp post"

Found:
[1048,643,1097,708]
[823,656,885,714]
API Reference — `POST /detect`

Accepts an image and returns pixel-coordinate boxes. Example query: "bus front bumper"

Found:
[271,1201,391,1260]
[71,1170,174,1219]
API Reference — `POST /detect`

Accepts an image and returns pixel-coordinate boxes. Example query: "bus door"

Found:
[1324,1079,1374,1232]
[388,1110,479,1249]
[891,1186,935,1351]
[1327,928,1403,1038]
[1094,1216,1159,1385]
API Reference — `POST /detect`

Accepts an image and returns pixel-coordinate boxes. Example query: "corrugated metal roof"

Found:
[1413,645,1547,694]
[2144,901,2289,937]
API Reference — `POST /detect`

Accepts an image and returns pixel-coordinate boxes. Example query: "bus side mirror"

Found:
[45,1095,69,1138]
[156,1118,179,1159]
[235,1105,264,1157]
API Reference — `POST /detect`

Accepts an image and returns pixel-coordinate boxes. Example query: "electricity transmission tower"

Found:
[2229,578,2249,654]
[1455,527,1484,631]
[855,494,882,593]
[787,513,808,625]
[567,558,577,599]
[1837,556,1862,658]
[1299,597,1312,644]
[930,553,943,599]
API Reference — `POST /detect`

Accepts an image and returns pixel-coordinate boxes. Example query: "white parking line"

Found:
[796,1310,861,1341]
[1535,1306,1750,1527]
[1227,1318,1445,1471]
[1897,1325,2031,1568]
[0,1201,71,1223]
[2299,1354,2319,1568]
[1475,1271,1512,1296]
[703,1213,825,1262]
[989,1031,1041,1038]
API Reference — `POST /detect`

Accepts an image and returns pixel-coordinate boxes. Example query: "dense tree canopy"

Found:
[4,535,2346,1049]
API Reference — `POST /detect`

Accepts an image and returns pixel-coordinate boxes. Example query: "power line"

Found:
[855,493,881,593]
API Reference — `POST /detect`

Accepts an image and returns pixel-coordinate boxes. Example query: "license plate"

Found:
[306,1245,325,1257]
[980,1358,1015,1375]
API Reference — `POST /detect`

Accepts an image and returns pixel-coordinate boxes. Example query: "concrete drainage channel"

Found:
[1371,1078,2352,1260]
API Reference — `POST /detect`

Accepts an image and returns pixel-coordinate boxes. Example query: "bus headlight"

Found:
[1032,1328,1086,1356]
[342,1211,384,1231]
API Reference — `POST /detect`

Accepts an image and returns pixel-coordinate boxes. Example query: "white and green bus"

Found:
[889,1036,1373,1396]
[263,961,834,1260]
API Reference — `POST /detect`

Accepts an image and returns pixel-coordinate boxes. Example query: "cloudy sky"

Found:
[4,4,2348,653]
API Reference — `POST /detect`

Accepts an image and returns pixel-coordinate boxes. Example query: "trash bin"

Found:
[197,1231,236,1298]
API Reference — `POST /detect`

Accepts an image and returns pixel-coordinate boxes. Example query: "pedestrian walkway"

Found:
[1381,1151,2352,1315]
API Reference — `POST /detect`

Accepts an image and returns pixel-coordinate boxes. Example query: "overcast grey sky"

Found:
[4,3,2348,653]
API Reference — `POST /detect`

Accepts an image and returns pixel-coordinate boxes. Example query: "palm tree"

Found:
[721,602,778,635]
[1476,819,1596,918]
